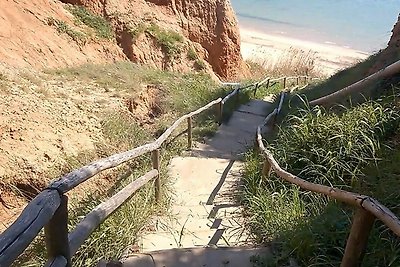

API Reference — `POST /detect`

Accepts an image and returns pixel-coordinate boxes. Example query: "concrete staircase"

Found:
[106,99,275,267]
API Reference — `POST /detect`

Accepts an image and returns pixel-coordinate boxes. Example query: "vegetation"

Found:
[46,17,87,44]
[146,23,184,60]
[12,62,232,266]
[68,6,114,40]
[246,48,320,78]
[129,22,146,41]
[242,86,400,266]
[187,47,198,61]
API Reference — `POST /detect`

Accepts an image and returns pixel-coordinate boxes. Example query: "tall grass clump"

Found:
[272,101,400,187]
[248,48,320,78]
[243,95,400,266]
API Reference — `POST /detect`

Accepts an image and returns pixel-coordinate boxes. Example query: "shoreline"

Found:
[239,26,371,76]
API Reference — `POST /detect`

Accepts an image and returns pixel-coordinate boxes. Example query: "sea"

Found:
[231,0,400,52]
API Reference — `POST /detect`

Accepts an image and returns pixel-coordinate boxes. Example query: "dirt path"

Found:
[119,99,275,266]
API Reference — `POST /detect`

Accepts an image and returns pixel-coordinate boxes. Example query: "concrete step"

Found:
[121,247,272,267]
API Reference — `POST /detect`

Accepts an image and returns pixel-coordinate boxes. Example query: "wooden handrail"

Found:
[68,170,159,256]
[0,97,221,266]
[310,59,400,106]
[49,98,222,194]
[256,92,400,266]
[0,190,61,267]
[0,73,311,266]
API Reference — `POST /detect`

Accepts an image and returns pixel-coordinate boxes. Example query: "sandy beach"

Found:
[240,26,370,76]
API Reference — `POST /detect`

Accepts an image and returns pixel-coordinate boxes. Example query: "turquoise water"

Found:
[231,0,400,52]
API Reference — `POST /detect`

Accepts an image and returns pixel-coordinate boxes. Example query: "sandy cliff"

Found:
[369,14,400,74]
[0,0,245,80]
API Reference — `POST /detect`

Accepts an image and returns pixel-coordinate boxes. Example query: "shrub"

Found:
[47,17,87,44]
[187,47,198,61]
[146,23,184,60]
[68,6,114,39]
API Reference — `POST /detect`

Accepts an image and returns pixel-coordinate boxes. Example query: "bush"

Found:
[68,6,114,39]
[146,23,184,60]
[47,17,87,44]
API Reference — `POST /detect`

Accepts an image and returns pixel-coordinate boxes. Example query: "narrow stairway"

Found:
[118,99,275,267]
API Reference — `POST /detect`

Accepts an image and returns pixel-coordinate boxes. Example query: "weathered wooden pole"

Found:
[216,101,223,124]
[340,208,375,267]
[187,117,192,150]
[253,84,259,97]
[235,88,240,106]
[296,77,299,86]
[266,79,270,90]
[44,194,71,267]
[283,77,287,89]
[152,149,161,202]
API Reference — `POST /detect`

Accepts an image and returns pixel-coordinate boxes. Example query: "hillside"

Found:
[0,0,245,80]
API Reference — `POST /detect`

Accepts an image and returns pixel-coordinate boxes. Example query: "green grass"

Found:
[187,47,198,61]
[129,22,146,41]
[146,23,184,60]
[242,91,400,266]
[68,6,114,40]
[194,59,207,70]
[47,17,87,44]
[12,62,231,266]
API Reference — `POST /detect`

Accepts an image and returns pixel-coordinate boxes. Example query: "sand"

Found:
[240,26,370,76]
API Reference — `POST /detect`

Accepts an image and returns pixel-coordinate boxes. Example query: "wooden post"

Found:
[216,101,223,124]
[340,208,375,267]
[266,79,270,90]
[304,76,308,84]
[296,77,299,86]
[283,77,287,89]
[235,88,240,106]
[262,159,272,177]
[187,117,192,150]
[253,84,259,97]
[152,149,161,202]
[44,194,71,267]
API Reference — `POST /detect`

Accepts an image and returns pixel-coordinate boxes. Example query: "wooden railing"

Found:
[255,92,400,267]
[0,74,312,267]
[310,59,400,106]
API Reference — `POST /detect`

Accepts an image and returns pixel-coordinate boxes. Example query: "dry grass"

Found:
[247,48,321,78]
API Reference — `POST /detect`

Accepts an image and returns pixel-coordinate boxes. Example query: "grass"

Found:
[288,49,400,107]
[47,17,87,44]
[242,89,400,266]
[9,60,289,266]
[68,6,114,40]
[194,59,207,70]
[129,22,146,41]
[11,62,234,266]
[187,47,198,61]
[146,23,184,60]
[247,48,321,78]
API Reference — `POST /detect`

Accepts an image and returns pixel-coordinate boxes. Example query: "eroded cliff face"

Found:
[368,14,400,74]
[0,0,245,80]
[69,0,246,80]
[388,15,400,49]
